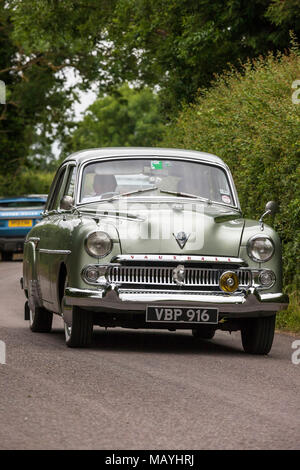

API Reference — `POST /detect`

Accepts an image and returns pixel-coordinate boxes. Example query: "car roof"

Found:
[62,147,226,167]
[0,195,47,202]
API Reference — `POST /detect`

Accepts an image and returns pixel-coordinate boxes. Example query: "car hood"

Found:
[80,200,245,257]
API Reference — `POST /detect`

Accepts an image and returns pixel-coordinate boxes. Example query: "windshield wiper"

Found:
[159,189,211,204]
[117,185,158,199]
[84,185,159,204]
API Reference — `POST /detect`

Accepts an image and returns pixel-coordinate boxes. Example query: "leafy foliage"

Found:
[0,4,78,178]
[1,0,299,175]
[109,0,299,114]
[0,170,54,197]
[162,49,300,290]
[65,84,165,152]
[8,0,300,118]
[277,291,300,333]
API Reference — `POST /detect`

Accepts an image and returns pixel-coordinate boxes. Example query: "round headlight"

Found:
[85,231,113,258]
[247,236,274,262]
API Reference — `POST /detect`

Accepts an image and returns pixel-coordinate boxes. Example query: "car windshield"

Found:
[0,201,45,209]
[80,158,234,205]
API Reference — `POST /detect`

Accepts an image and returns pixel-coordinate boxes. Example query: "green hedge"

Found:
[162,49,300,294]
[0,169,54,197]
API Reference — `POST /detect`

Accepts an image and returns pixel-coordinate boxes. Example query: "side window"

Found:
[48,167,67,211]
[63,166,76,199]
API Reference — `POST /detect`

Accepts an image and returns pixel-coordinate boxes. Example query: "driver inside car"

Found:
[81,174,118,202]
[92,174,118,199]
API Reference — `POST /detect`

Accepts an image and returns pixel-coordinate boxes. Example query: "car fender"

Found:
[23,240,43,311]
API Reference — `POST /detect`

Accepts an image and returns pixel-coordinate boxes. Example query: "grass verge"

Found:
[276,291,300,334]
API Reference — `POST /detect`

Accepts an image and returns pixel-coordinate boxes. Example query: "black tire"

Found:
[64,306,93,348]
[29,306,53,333]
[192,326,215,340]
[2,252,13,261]
[241,315,276,355]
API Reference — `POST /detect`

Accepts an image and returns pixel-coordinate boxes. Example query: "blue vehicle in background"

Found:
[0,195,47,261]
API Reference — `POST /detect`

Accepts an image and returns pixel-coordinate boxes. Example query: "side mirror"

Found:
[259,200,278,230]
[60,195,74,211]
[265,200,278,216]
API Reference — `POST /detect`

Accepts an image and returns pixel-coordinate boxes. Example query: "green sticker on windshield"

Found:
[151,160,163,170]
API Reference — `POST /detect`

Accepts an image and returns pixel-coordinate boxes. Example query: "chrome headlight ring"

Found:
[85,231,113,258]
[247,235,275,262]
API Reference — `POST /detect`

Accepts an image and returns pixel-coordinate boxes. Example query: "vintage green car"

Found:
[21,148,289,353]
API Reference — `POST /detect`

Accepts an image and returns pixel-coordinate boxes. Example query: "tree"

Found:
[8,0,300,118]
[2,0,299,186]
[65,84,165,153]
[0,2,79,191]
[266,0,300,33]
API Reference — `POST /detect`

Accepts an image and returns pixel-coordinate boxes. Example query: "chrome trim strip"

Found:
[112,254,246,264]
[118,290,245,304]
[38,249,71,255]
[25,237,40,246]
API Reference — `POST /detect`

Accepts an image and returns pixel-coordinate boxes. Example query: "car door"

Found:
[37,165,68,308]
[48,164,78,311]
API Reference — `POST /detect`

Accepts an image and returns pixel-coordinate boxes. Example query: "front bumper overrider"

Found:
[64,285,289,318]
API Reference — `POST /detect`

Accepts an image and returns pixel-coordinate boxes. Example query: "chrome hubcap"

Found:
[29,308,35,326]
[64,322,72,341]
[62,276,73,342]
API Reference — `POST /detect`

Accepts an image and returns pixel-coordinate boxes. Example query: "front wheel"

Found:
[241,315,276,355]
[61,276,93,348]
[64,307,93,348]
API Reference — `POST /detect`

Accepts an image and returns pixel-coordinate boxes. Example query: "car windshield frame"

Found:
[76,156,240,209]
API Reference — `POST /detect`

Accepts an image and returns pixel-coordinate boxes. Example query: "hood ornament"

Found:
[173,231,190,249]
[172,265,185,286]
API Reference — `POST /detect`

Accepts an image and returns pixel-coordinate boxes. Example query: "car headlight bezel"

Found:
[85,231,113,258]
[247,235,275,263]
[258,269,276,288]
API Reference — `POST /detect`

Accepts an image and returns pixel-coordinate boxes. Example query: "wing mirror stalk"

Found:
[60,196,82,219]
[259,201,278,231]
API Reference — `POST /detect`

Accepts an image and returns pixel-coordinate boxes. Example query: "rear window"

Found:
[0,201,46,209]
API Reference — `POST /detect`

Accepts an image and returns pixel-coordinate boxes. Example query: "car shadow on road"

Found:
[88,328,244,356]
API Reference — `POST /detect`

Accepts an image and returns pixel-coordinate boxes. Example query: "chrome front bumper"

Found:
[65,286,289,317]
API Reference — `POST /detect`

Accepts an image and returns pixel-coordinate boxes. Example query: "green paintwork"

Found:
[22,148,285,314]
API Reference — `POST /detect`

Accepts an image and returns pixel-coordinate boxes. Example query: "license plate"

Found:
[8,219,32,227]
[146,306,219,324]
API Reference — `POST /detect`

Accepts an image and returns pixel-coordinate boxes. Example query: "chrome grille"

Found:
[107,265,251,288]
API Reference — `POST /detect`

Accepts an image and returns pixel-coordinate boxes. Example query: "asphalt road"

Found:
[0,261,299,450]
